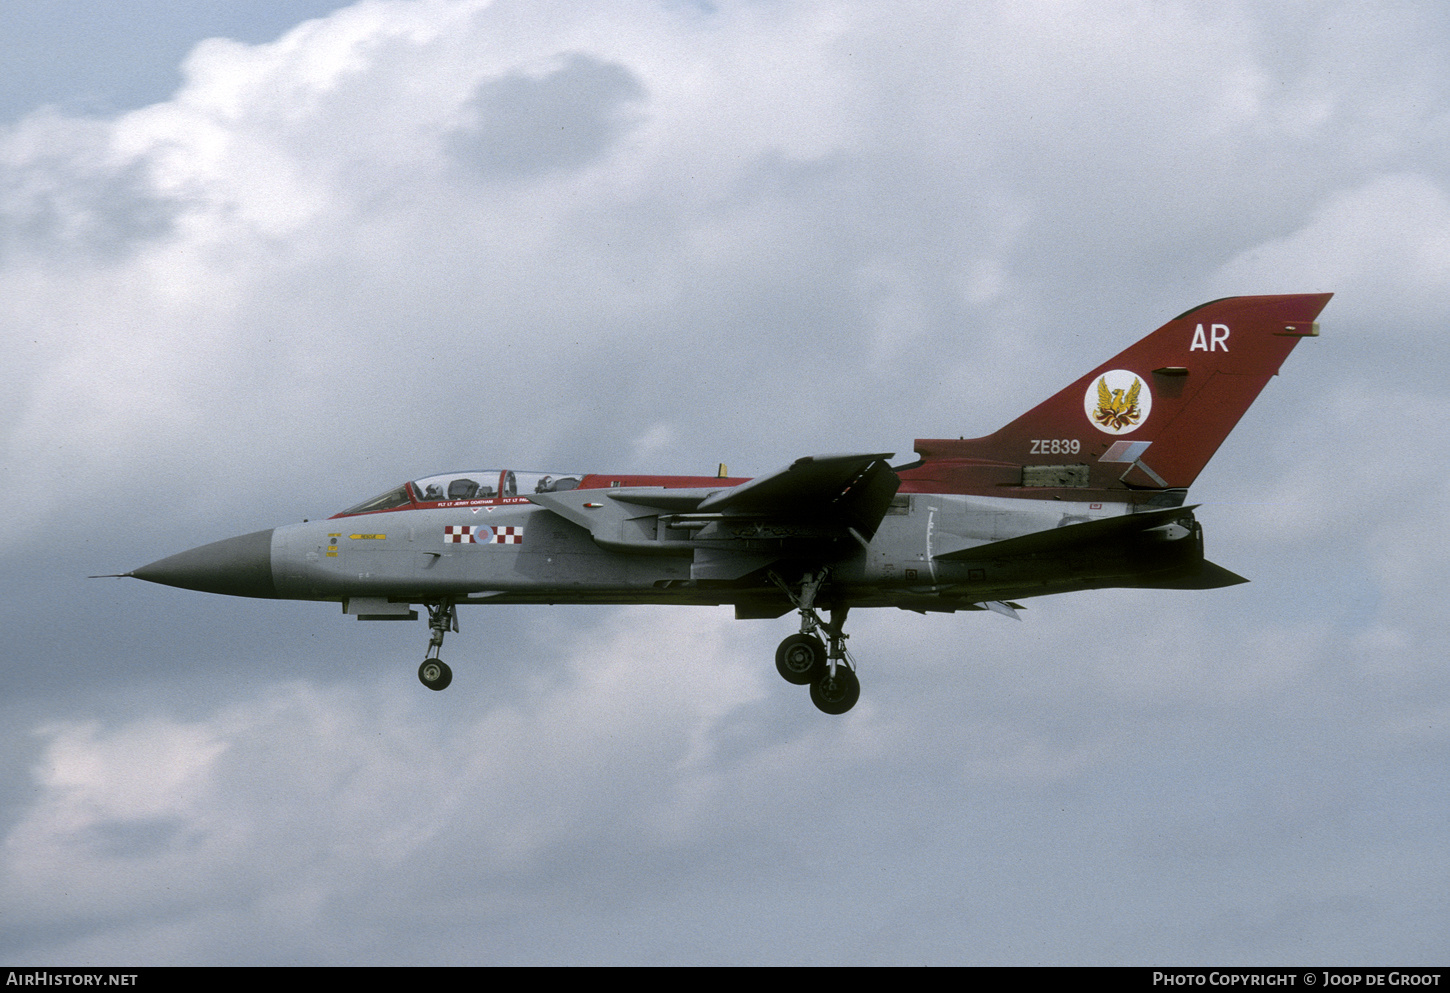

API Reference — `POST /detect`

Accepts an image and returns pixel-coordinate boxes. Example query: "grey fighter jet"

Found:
[123,294,1331,714]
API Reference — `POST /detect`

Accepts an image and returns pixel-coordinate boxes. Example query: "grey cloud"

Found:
[82,817,191,859]
[0,148,178,262]
[450,53,646,180]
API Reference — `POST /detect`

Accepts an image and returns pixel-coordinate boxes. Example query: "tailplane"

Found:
[904,294,1331,497]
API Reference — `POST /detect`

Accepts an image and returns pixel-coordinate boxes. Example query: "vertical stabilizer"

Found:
[906,294,1331,496]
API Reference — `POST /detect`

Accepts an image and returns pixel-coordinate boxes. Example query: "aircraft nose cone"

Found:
[131,528,278,598]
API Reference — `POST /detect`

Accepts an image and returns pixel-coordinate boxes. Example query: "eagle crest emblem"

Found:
[1084,370,1151,435]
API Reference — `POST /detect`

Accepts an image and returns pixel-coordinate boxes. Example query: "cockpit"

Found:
[332,470,585,518]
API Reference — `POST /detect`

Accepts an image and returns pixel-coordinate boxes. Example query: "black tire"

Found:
[418,658,453,691]
[810,666,860,715]
[775,633,827,685]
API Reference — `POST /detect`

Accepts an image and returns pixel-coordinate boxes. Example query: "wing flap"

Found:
[697,452,900,541]
[697,453,895,514]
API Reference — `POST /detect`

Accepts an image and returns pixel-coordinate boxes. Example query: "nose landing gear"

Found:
[418,601,457,691]
[418,657,452,691]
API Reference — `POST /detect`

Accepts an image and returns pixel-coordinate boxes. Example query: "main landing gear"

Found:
[771,570,861,715]
[418,601,456,691]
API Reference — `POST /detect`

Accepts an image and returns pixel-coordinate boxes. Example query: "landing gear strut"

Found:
[418,601,456,691]
[770,570,861,714]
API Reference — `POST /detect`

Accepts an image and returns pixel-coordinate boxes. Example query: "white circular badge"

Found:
[1084,369,1151,435]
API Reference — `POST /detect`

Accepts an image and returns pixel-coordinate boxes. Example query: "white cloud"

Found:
[1215,173,1450,315]
[0,607,768,939]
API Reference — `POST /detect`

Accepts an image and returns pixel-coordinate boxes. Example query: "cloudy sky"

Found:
[2,0,1447,965]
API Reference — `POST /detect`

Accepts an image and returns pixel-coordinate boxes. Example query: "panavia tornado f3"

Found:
[122,294,1331,714]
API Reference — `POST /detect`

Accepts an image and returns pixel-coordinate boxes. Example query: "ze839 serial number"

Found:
[1029,439,1081,455]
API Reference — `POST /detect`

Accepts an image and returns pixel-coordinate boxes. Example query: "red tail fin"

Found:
[904,294,1332,497]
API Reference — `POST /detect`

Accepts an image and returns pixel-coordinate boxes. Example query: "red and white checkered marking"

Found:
[443,525,522,544]
[490,526,523,544]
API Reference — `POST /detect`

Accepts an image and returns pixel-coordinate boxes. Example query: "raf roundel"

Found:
[1084,369,1151,435]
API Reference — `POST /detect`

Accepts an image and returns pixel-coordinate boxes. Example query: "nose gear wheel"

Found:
[418,601,458,690]
[418,658,452,691]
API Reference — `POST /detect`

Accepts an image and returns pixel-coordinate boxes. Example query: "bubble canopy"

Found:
[332,470,584,517]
